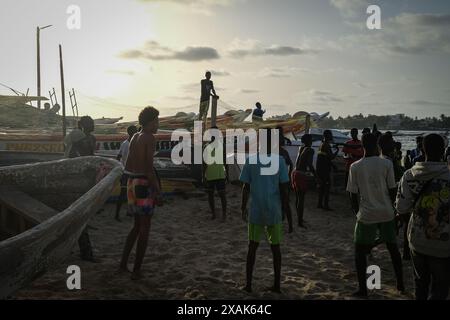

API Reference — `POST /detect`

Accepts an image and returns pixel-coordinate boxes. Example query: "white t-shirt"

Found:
[118,140,130,166]
[346,156,396,224]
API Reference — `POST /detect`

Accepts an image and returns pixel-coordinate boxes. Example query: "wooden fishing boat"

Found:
[0,156,122,298]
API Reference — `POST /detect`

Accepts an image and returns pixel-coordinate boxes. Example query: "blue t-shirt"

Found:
[239,154,289,225]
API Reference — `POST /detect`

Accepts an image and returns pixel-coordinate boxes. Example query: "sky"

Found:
[1,0,449,121]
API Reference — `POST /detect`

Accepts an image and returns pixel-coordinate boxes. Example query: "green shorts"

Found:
[248,224,282,245]
[354,219,397,245]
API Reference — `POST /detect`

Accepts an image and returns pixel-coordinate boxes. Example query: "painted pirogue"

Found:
[0,157,122,298]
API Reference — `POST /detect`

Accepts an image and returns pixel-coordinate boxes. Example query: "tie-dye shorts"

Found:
[127,176,156,216]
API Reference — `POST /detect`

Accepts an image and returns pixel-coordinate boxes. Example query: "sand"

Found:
[12,185,415,300]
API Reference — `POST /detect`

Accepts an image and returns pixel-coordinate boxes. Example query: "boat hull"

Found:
[0,157,122,298]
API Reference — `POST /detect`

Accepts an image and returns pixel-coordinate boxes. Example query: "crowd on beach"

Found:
[62,71,450,300]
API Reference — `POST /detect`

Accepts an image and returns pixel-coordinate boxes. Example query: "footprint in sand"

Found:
[209,269,224,278]
[153,253,173,261]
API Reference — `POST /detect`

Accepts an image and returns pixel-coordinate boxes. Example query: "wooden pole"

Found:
[305,114,311,134]
[211,96,218,128]
[59,44,66,137]
[36,27,41,109]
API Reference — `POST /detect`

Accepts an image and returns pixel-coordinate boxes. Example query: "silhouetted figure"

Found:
[240,130,290,294]
[316,130,338,210]
[115,125,138,221]
[198,71,219,124]
[292,134,315,228]
[64,116,97,262]
[396,134,450,300]
[348,133,404,298]
[252,102,266,122]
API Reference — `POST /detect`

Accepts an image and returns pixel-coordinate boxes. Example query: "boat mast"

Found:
[59,44,67,137]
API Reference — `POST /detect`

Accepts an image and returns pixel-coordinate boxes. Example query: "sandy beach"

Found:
[12,185,415,300]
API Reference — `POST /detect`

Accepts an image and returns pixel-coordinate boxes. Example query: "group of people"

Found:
[66,71,449,298]
[346,130,449,299]
[233,122,449,298]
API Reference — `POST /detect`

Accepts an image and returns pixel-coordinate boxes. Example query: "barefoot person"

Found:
[292,134,315,228]
[204,126,227,221]
[64,116,97,262]
[199,71,219,125]
[119,107,162,280]
[396,133,450,300]
[277,127,294,233]
[316,130,339,211]
[347,133,404,298]
[240,129,290,293]
[115,125,138,221]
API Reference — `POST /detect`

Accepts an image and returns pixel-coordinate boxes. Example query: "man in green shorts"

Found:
[347,133,404,298]
[240,129,290,293]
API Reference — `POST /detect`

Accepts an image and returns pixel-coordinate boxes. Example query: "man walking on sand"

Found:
[119,106,162,280]
[347,133,404,298]
[240,129,290,294]
[396,134,450,300]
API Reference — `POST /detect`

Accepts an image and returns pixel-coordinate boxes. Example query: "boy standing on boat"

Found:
[198,71,219,125]
[119,107,162,280]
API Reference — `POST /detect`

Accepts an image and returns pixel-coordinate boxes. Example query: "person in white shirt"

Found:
[115,125,138,221]
[347,133,404,298]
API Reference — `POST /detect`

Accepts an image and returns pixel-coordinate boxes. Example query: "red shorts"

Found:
[292,170,308,192]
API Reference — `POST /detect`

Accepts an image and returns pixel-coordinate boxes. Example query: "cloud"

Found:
[352,82,369,88]
[119,41,220,61]
[138,0,240,15]
[393,13,450,27]
[258,66,307,78]
[339,13,450,56]
[409,99,450,107]
[139,0,236,5]
[330,0,369,18]
[295,89,346,106]
[210,69,231,76]
[167,95,197,101]
[240,89,260,94]
[228,39,318,58]
[106,70,135,76]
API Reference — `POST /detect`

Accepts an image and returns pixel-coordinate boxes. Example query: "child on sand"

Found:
[240,129,290,293]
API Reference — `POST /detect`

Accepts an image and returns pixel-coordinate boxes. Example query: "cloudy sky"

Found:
[1,0,449,121]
